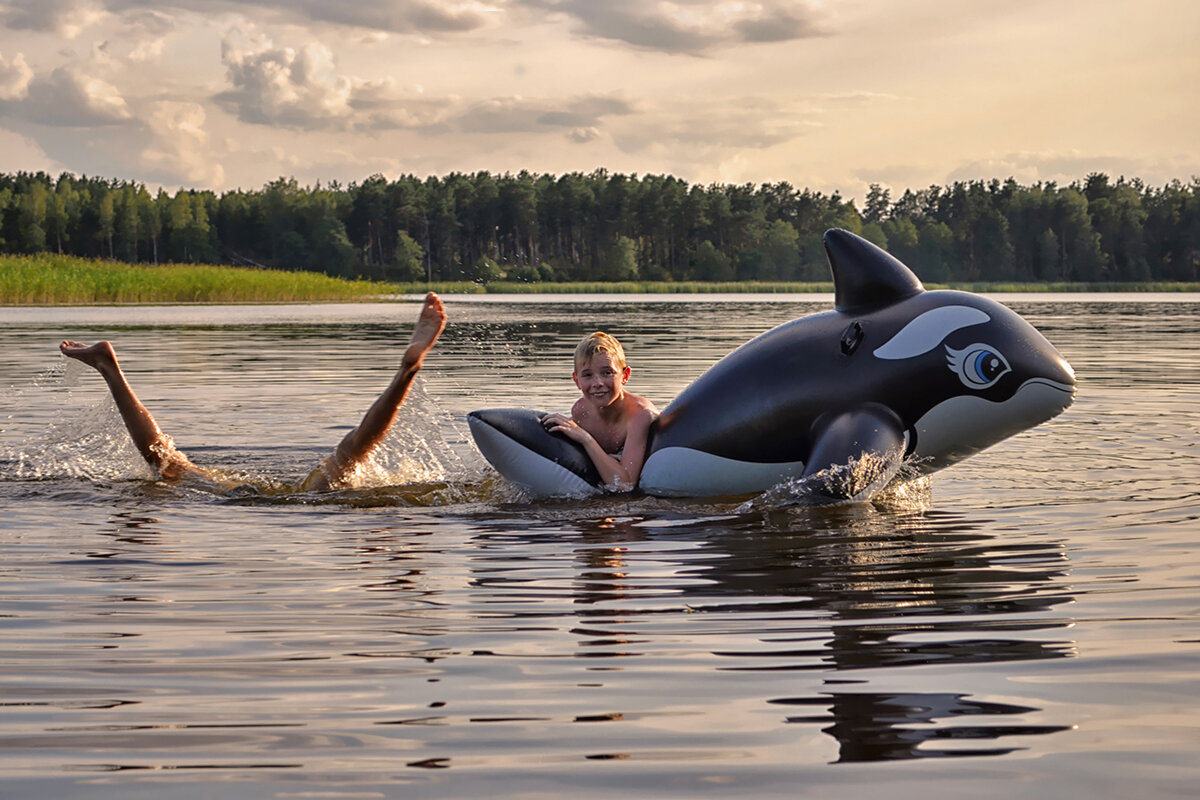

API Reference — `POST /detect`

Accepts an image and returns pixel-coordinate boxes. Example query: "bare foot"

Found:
[60,340,118,373]
[403,292,446,369]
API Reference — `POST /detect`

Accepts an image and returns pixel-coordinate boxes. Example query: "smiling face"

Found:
[574,350,630,411]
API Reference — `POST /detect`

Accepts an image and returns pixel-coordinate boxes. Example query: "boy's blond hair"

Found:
[574,331,627,372]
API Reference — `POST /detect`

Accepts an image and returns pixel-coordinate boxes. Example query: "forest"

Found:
[1,169,1197,285]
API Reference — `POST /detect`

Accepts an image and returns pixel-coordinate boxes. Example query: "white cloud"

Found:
[214,29,638,138]
[612,96,819,154]
[124,9,177,62]
[8,64,132,126]
[0,50,33,101]
[944,151,1199,190]
[215,29,420,131]
[0,0,107,38]
[2,0,497,38]
[263,0,493,35]
[446,93,634,134]
[517,0,825,54]
[216,31,355,128]
[567,125,600,143]
[141,100,224,186]
[819,91,902,105]
[0,126,68,173]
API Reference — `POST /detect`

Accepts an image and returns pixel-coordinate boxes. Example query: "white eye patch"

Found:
[873,306,990,360]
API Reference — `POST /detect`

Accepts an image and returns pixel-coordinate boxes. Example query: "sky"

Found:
[0,0,1197,201]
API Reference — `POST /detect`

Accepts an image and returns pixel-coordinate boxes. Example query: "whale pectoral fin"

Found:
[467,408,603,497]
[801,405,906,503]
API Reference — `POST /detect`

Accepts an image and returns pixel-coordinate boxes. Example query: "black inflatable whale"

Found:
[468,229,1076,501]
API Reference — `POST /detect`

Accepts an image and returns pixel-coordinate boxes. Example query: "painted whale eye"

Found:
[946,343,1011,390]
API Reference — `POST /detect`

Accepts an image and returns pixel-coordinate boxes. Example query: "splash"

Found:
[1,361,154,482]
[329,382,486,493]
[1,364,497,507]
[737,449,930,513]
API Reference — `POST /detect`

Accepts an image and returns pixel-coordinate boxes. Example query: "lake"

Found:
[1,294,1198,799]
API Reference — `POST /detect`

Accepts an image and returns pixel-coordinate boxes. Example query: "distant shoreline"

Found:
[392,280,1200,295]
[3,255,1198,306]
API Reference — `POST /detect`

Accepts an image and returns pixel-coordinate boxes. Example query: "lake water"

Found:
[1,294,1197,799]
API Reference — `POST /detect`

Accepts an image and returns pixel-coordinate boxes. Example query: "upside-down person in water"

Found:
[58,292,447,491]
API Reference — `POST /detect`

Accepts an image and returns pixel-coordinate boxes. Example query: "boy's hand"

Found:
[542,412,589,445]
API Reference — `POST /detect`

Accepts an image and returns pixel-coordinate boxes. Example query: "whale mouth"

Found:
[910,375,1076,473]
[1021,375,1077,404]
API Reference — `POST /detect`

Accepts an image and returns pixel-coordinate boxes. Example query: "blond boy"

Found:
[541,332,658,492]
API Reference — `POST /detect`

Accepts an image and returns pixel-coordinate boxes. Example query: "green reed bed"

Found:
[6,256,1197,305]
[1,255,398,305]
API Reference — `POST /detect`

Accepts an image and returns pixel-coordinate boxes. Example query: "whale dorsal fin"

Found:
[824,228,924,314]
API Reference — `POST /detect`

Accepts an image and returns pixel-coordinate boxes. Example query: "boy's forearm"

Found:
[580,436,633,490]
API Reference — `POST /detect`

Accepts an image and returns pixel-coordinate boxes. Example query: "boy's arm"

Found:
[610,407,654,490]
[542,409,652,492]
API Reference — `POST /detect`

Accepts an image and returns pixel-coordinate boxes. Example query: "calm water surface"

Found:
[1,295,1197,799]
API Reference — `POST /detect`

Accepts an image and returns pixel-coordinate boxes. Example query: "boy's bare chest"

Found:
[590,423,626,455]
[575,409,627,455]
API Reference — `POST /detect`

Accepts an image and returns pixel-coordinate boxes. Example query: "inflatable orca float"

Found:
[468,229,1076,501]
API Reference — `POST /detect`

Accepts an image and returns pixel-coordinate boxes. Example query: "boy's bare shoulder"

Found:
[625,392,659,419]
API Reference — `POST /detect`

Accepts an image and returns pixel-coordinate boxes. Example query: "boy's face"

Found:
[573,351,630,410]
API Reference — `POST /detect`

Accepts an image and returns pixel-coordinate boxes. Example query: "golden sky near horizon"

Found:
[0,0,1196,201]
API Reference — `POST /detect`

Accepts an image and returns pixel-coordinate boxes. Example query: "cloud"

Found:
[819,91,902,105]
[215,29,470,132]
[0,50,33,101]
[257,0,492,35]
[215,30,371,129]
[141,100,224,186]
[0,0,106,38]
[0,126,69,173]
[1,0,495,38]
[516,0,825,54]
[567,126,600,143]
[123,9,177,62]
[612,96,819,154]
[945,151,1155,186]
[214,30,637,139]
[448,93,635,134]
[2,64,132,126]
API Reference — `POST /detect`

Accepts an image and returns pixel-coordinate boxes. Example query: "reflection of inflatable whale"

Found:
[469,229,1076,501]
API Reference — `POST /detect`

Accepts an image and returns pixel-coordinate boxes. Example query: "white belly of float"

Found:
[639,447,807,497]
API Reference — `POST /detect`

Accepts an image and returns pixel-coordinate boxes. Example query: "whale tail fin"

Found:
[825,228,924,314]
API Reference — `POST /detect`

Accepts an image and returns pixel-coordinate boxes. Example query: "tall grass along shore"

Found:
[3,255,1198,306]
[1,255,396,305]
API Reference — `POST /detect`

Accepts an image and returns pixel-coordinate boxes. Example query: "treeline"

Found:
[1,170,1197,284]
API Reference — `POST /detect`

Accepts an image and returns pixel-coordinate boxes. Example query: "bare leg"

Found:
[305,292,447,490]
[59,340,202,481]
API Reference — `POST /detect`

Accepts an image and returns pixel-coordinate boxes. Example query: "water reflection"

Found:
[771,691,1072,762]
[680,506,1076,667]
[485,501,1079,762]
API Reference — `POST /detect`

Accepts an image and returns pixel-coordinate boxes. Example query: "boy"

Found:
[57,292,446,491]
[541,331,658,492]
